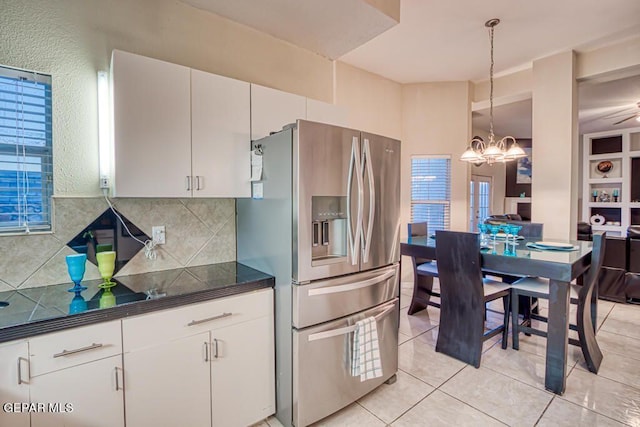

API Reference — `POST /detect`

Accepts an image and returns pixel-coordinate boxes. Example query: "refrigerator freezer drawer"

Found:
[292,264,399,329]
[292,298,399,427]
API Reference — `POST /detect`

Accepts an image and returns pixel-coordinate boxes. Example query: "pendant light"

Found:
[461,19,527,165]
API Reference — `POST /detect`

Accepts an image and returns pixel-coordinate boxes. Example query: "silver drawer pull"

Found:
[187,312,233,327]
[53,343,103,358]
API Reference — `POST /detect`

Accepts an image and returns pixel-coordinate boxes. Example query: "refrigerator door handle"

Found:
[347,136,363,265]
[306,269,395,296]
[307,301,396,342]
[362,139,375,263]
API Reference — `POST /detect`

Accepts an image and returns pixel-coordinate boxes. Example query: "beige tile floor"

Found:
[255,279,640,427]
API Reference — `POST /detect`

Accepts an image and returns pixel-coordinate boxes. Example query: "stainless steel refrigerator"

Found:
[237,120,400,427]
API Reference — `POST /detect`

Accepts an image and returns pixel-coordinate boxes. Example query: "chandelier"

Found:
[460,19,526,165]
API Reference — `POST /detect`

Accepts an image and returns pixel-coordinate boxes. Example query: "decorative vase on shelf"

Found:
[598,191,611,203]
[66,253,87,292]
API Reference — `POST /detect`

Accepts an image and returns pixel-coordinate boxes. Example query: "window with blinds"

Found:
[0,66,53,233]
[411,155,450,231]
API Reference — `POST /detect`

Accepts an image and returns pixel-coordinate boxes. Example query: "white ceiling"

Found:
[181,0,399,59]
[181,0,640,137]
[340,0,640,83]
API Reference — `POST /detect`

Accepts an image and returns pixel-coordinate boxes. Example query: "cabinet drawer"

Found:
[29,321,122,377]
[123,289,273,352]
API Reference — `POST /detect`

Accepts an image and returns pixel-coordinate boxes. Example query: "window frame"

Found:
[0,65,53,234]
[410,154,451,232]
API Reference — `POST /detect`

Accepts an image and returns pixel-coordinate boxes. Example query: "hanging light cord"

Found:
[488,21,495,143]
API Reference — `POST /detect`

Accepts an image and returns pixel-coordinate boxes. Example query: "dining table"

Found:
[400,234,601,395]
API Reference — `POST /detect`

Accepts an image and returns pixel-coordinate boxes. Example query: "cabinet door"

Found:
[306,98,348,127]
[30,355,124,427]
[211,316,275,427]
[192,70,251,197]
[0,341,30,427]
[111,50,192,197]
[124,332,211,427]
[250,84,306,141]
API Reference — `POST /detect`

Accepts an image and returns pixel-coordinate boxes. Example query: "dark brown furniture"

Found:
[597,226,640,303]
[407,222,440,314]
[434,231,511,368]
[510,232,606,374]
[401,234,596,394]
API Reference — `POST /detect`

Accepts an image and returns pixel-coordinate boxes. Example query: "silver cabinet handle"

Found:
[53,343,103,358]
[308,269,395,296]
[213,338,219,359]
[187,312,233,327]
[114,367,121,391]
[196,176,202,191]
[186,176,192,191]
[362,139,375,263]
[204,342,210,362]
[17,357,29,385]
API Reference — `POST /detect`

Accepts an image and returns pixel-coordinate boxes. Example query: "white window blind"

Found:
[411,155,450,231]
[0,66,53,233]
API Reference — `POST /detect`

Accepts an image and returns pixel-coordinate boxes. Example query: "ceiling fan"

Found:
[613,101,640,125]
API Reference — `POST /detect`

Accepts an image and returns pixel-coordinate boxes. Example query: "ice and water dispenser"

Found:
[311,196,347,264]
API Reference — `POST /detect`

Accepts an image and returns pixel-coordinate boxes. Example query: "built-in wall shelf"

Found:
[587,202,623,208]
[582,126,640,237]
[587,178,624,184]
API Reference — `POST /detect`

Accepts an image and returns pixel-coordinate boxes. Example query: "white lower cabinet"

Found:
[0,340,30,427]
[30,355,125,427]
[0,322,124,427]
[211,315,275,427]
[124,332,212,427]
[122,288,275,427]
[0,289,275,427]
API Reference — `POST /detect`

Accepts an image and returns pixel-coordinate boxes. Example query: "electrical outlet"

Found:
[152,226,166,245]
[99,177,109,189]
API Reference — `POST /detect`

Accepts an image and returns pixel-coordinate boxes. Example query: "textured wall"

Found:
[0,0,333,196]
[0,197,235,292]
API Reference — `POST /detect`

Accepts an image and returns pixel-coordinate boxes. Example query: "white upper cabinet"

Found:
[191,70,251,198]
[111,50,251,198]
[306,98,348,128]
[111,50,192,197]
[251,84,306,141]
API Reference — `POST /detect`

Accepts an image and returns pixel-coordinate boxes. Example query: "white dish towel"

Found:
[351,316,383,381]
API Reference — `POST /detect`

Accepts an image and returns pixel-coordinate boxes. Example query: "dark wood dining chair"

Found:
[407,222,440,314]
[434,230,511,368]
[510,232,606,373]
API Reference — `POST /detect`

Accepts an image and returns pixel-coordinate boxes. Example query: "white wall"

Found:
[334,61,403,139]
[531,51,579,240]
[401,82,472,233]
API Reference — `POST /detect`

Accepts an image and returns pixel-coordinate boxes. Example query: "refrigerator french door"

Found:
[294,120,400,283]
[237,120,401,427]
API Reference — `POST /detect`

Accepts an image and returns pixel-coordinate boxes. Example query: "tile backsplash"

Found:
[0,197,236,291]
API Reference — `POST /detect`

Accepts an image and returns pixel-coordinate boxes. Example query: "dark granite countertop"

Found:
[0,262,274,343]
